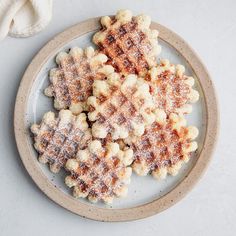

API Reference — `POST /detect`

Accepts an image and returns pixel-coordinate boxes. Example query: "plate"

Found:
[14,17,218,222]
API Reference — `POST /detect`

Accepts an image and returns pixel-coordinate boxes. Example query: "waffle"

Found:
[93,9,161,76]
[146,59,199,114]
[31,110,92,173]
[125,113,199,179]
[65,140,133,204]
[87,72,158,140]
[44,46,114,114]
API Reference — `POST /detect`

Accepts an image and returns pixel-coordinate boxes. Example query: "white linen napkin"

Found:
[0,0,53,41]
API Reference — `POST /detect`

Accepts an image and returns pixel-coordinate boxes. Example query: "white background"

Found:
[0,0,235,235]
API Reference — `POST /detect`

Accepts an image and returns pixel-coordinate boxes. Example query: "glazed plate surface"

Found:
[14,18,218,221]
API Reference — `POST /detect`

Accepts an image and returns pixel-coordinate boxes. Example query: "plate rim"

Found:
[14,17,219,222]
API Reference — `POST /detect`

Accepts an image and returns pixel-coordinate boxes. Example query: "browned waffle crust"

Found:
[147,59,199,114]
[87,73,157,140]
[65,140,133,203]
[93,10,161,76]
[126,113,199,179]
[31,110,91,173]
[45,47,114,114]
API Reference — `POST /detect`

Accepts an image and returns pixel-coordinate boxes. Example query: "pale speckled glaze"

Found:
[14,18,218,222]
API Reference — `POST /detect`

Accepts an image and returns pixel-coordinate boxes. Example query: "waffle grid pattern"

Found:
[93,9,161,76]
[87,73,157,140]
[65,140,133,204]
[147,59,199,114]
[126,113,199,179]
[31,110,91,173]
[45,46,114,114]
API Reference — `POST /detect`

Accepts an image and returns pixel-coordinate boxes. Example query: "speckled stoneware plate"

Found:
[14,17,218,222]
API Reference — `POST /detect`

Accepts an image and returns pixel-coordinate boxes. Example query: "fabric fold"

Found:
[0,0,53,41]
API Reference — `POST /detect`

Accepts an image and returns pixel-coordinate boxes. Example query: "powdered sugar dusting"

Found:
[93,10,161,76]
[70,152,125,200]
[132,120,193,172]
[31,111,91,172]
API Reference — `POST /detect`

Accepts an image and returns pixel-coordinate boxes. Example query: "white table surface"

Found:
[0,0,235,235]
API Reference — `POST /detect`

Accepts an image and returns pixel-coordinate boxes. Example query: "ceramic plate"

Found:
[14,17,218,221]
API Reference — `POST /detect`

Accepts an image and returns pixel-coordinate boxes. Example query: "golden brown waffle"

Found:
[146,59,199,114]
[45,47,114,114]
[93,9,161,76]
[87,72,159,140]
[125,113,199,179]
[65,140,133,204]
[31,110,92,173]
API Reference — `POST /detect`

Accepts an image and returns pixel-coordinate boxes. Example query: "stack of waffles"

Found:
[31,10,199,204]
